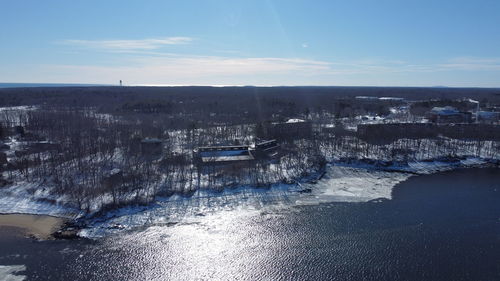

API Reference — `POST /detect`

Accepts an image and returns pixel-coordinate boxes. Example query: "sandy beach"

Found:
[0,214,66,239]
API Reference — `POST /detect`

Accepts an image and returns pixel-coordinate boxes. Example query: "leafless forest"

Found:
[1,86,499,214]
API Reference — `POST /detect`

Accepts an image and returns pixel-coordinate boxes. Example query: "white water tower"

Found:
[468,99,480,123]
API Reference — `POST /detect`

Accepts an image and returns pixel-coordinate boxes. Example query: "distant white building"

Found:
[263,118,312,139]
[285,118,306,123]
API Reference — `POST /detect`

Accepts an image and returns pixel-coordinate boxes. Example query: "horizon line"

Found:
[1,82,500,90]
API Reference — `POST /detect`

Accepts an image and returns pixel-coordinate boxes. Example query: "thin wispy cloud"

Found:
[56,36,500,77]
[326,59,431,75]
[326,57,500,74]
[438,57,500,71]
[59,37,193,51]
[41,55,332,83]
[130,55,331,75]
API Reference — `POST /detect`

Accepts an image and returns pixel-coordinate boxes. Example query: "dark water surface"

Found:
[1,168,499,280]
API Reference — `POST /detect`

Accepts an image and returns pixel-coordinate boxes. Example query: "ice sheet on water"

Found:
[302,165,411,203]
[0,265,26,281]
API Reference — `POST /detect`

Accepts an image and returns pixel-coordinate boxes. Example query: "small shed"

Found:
[14,126,25,136]
[255,139,278,151]
[254,139,279,158]
[141,138,163,155]
[102,168,123,189]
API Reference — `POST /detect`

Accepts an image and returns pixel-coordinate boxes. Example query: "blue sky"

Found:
[1,0,500,87]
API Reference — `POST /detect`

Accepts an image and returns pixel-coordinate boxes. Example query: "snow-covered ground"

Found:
[401,157,489,174]
[0,105,38,127]
[0,150,496,238]
[78,157,496,238]
[77,165,409,238]
[0,182,81,218]
[79,183,304,237]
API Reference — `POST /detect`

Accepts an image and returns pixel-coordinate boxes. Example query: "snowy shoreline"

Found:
[79,156,498,238]
[0,156,497,238]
